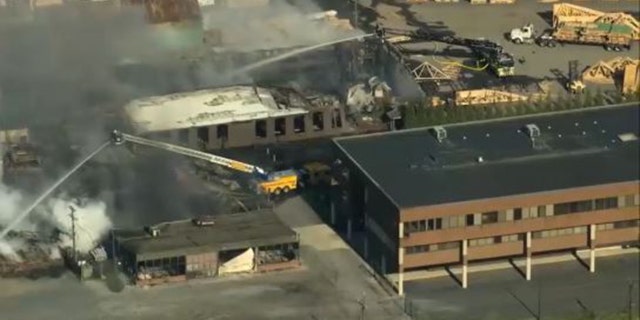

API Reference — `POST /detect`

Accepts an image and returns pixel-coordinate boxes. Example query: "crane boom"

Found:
[375,24,516,77]
[110,130,265,176]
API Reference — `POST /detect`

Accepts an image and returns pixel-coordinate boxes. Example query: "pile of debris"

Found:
[0,230,65,278]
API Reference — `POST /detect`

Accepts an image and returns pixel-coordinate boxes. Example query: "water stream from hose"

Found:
[0,140,111,240]
[230,33,375,76]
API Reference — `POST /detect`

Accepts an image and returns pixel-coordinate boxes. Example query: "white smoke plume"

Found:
[201,0,361,52]
[0,183,112,263]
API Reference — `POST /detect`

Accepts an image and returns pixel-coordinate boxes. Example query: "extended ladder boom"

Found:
[111,130,265,176]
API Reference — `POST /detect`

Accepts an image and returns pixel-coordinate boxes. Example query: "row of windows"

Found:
[161,111,344,145]
[405,220,639,254]
[532,226,588,239]
[405,241,460,254]
[469,234,525,247]
[403,194,639,235]
[597,219,640,231]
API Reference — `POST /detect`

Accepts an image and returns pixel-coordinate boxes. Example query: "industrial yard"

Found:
[1,0,639,319]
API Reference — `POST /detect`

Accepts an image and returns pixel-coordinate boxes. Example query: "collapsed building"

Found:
[112,210,300,286]
[0,230,65,278]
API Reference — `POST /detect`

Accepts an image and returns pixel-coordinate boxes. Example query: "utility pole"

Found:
[69,205,77,262]
[353,0,359,29]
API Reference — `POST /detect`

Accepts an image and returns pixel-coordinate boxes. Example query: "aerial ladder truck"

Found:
[374,25,516,77]
[110,130,299,196]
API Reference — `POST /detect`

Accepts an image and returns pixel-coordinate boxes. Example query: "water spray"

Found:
[230,33,375,76]
[0,141,111,240]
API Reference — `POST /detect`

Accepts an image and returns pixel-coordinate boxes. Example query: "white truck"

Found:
[507,24,557,46]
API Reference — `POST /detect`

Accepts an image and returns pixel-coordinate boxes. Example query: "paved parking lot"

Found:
[404,253,640,320]
[351,0,640,93]
[0,196,408,320]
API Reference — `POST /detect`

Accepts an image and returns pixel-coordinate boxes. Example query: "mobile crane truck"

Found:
[110,130,299,196]
[375,25,516,77]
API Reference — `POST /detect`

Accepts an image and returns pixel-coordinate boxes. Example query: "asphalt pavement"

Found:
[404,253,640,320]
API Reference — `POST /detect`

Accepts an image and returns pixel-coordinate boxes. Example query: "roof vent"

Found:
[430,126,447,143]
[524,124,541,138]
[617,133,638,142]
[144,226,160,237]
[192,216,216,227]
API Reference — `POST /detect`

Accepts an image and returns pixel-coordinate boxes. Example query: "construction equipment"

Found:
[375,25,516,77]
[298,162,337,188]
[110,130,298,196]
[567,60,586,94]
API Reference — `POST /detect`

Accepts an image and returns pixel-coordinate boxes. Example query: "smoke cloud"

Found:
[201,1,360,52]
[0,183,111,262]
[0,0,358,243]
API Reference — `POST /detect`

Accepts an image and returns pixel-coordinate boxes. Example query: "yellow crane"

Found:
[110,130,299,196]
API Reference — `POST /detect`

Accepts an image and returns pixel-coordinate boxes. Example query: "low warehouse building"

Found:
[333,104,639,294]
[113,210,300,286]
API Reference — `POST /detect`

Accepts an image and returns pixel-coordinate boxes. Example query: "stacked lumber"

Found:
[455,89,528,106]
[488,0,515,4]
[552,3,639,40]
[622,64,640,93]
[582,56,640,84]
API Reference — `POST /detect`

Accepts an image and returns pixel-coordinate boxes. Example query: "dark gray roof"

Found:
[114,210,298,260]
[334,104,640,209]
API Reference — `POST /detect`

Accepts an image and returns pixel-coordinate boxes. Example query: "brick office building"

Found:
[333,104,640,294]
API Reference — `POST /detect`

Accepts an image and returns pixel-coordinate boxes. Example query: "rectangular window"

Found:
[466,214,474,226]
[406,245,429,255]
[595,197,618,210]
[216,125,228,139]
[418,220,427,232]
[554,200,593,215]
[274,118,286,136]
[514,208,523,220]
[312,112,324,131]
[332,109,342,128]
[449,216,458,228]
[424,218,443,231]
[623,194,636,207]
[293,115,306,133]
[613,220,640,229]
[481,211,499,224]
[255,120,267,138]
[537,205,546,217]
[439,242,460,250]
[197,127,209,145]
[532,231,543,239]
